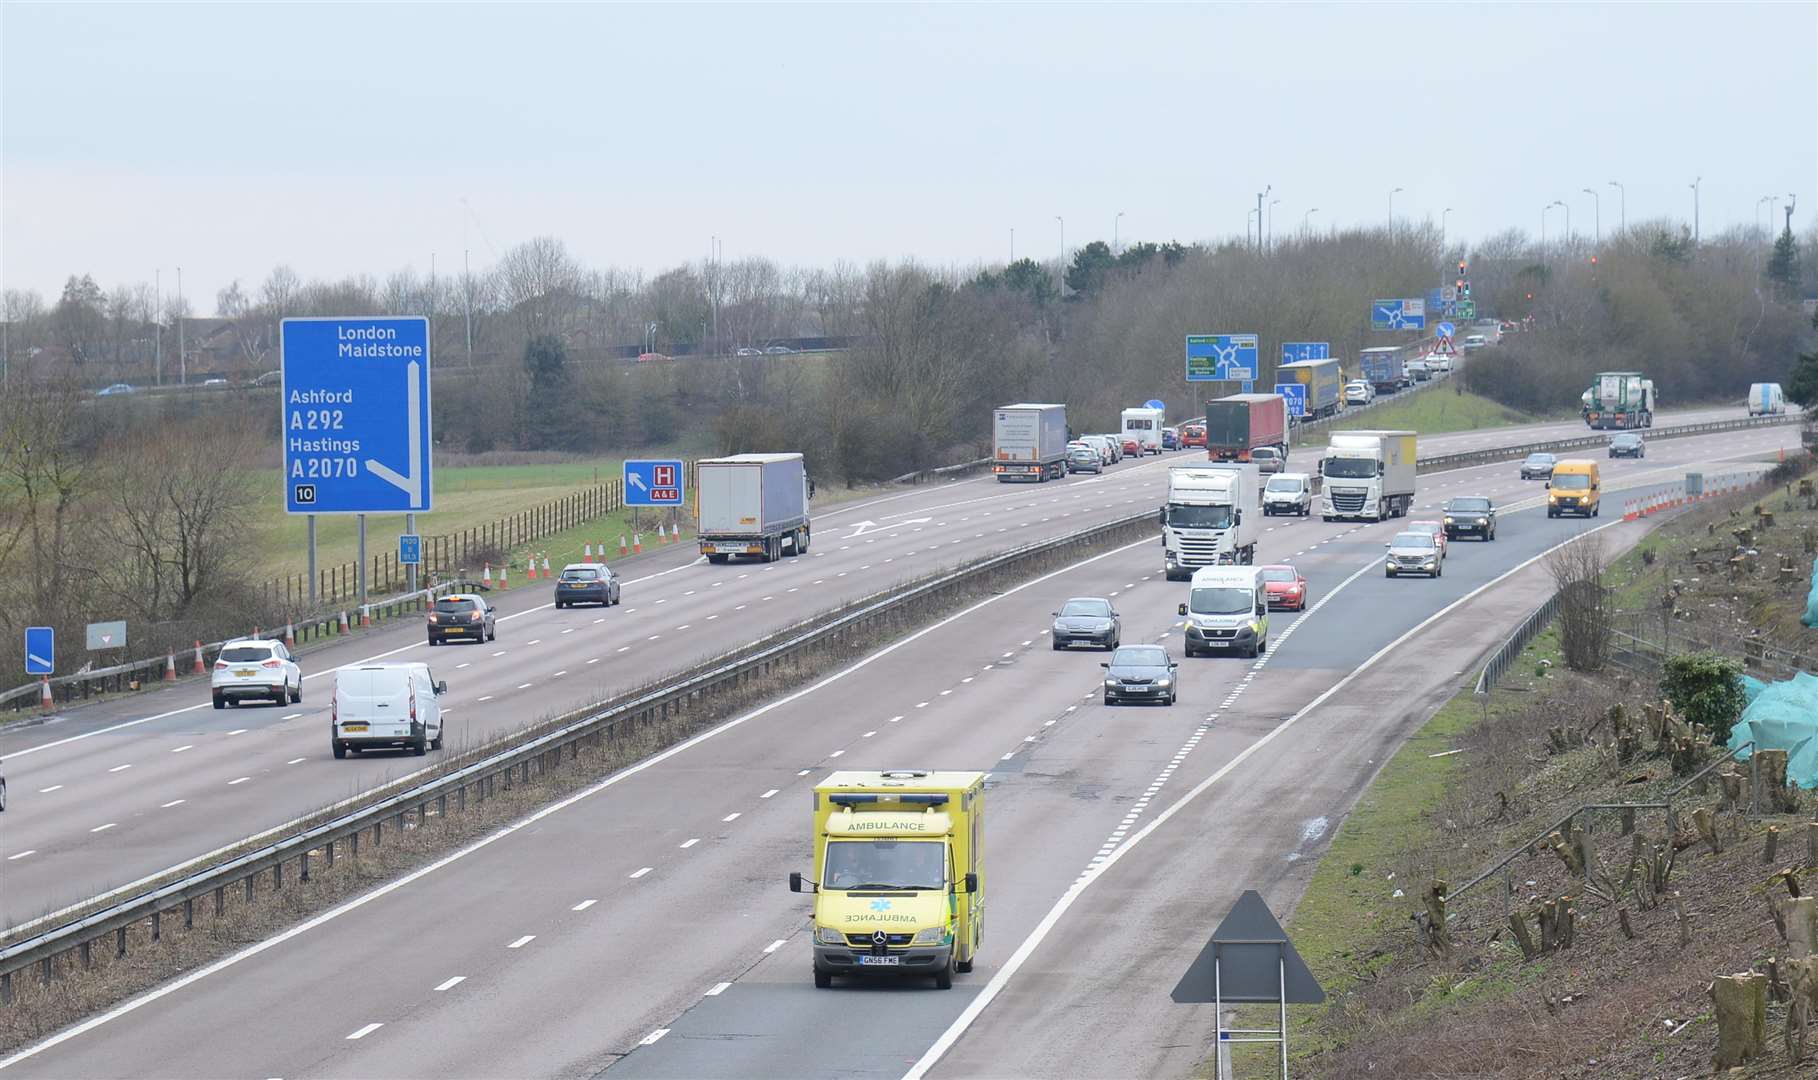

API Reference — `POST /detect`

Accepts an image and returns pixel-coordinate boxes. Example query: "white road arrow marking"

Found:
[844,516,932,539]
[363,359,425,509]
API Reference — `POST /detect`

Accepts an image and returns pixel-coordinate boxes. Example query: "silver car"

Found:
[1066,443,1103,474]
[1250,446,1285,474]
[1384,532,1442,578]
[212,638,301,708]
[1051,597,1120,650]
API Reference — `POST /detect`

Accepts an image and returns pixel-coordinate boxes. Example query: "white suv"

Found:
[212,639,301,708]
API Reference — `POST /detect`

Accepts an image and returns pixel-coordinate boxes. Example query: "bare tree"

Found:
[496,236,582,339]
[1548,534,1610,672]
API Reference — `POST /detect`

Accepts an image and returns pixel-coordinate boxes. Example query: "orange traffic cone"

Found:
[634,532,642,554]
[619,535,629,556]
[40,676,53,712]
[284,622,296,647]
[338,610,351,634]
[164,651,177,682]
[193,641,206,675]
[483,563,493,587]
[583,542,593,560]
[360,605,372,628]
[499,563,509,590]
[542,554,551,577]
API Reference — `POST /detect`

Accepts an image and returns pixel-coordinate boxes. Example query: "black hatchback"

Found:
[428,594,495,645]
[1101,645,1178,706]
[555,563,621,608]
[1608,433,1645,459]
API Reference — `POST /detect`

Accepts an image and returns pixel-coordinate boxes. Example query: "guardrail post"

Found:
[350,830,360,858]
[300,849,310,883]
[2,971,12,1004]
[272,861,283,891]
[373,820,382,847]
[245,875,255,904]
[116,926,127,958]
[184,898,194,930]
[80,939,91,970]
[459,785,467,813]
[325,839,335,868]
[39,957,51,985]
[215,886,224,916]
[438,794,447,817]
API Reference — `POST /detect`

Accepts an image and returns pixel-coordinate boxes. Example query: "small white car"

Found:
[331,662,447,758]
[212,638,301,708]
[1344,381,1375,405]
[1460,335,1488,351]
[1262,472,1314,516]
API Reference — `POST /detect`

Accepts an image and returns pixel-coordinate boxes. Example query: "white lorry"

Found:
[697,453,812,563]
[1319,430,1417,522]
[1160,464,1261,580]
[1120,406,1165,456]
[992,403,1069,482]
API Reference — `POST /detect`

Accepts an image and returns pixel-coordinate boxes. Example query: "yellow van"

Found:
[1547,459,1601,518]
[790,770,983,989]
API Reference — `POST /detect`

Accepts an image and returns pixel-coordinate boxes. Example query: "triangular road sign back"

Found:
[1170,890,1325,1004]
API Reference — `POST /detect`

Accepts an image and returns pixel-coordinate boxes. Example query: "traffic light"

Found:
[1525,292,1533,300]
[1590,255,1598,265]
[1457,259,1467,275]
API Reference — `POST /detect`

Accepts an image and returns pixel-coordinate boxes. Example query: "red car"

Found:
[1121,436,1142,457]
[1259,565,1308,611]
[1180,424,1207,449]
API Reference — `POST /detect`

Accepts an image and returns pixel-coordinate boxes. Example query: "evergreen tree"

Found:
[1766,225,1802,299]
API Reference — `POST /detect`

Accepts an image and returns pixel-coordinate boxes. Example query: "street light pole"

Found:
[1555,200,1570,246]
[1256,185,1271,253]
[1388,187,1404,234]
[1441,207,1454,253]
[1114,211,1125,255]
[1269,199,1279,252]
[1248,208,1259,249]
[1303,208,1319,236]
[1608,180,1625,234]
[1582,188,1600,246]
[1055,215,1065,296]
[1540,204,1552,266]
[1690,176,1702,245]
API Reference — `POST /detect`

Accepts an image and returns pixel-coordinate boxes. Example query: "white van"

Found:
[331,662,447,758]
[1177,566,1269,659]
[1748,382,1786,416]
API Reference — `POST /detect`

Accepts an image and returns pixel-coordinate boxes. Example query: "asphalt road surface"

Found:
[0,418,1794,1079]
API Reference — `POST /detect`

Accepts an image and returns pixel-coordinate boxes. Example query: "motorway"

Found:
[0,414,1798,1078]
[0,404,1784,928]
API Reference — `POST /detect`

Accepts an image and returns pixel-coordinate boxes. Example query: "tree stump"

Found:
[1694,807,1723,853]
[1675,891,1693,947]
[1760,749,1798,814]
[1548,829,1585,876]
[1709,972,1768,1069]
[1620,806,1636,836]
[1718,766,1745,812]
[1783,896,1817,959]
[1421,879,1453,959]
[1766,825,1782,865]
[1787,957,1818,1064]
[1618,907,1637,940]
[1807,821,1818,867]
[1508,910,1539,959]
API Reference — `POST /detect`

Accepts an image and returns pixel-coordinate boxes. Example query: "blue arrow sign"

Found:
[625,459,686,506]
[1144,398,1166,411]
[1437,321,1456,339]
[1281,342,1330,362]
[281,317,433,515]
[398,533,422,566]
[1274,383,1308,417]
[1185,334,1258,381]
[1370,299,1427,332]
[25,626,54,676]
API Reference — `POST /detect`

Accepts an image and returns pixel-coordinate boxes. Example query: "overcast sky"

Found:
[3,2,1813,313]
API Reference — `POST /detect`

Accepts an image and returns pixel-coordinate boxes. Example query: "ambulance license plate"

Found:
[857,955,901,966]
[1208,641,1229,648]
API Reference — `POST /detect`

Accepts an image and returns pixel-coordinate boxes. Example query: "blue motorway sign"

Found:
[1274,383,1307,417]
[1185,334,1259,381]
[1426,287,1445,313]
[281,317,433,515]
[1241,380,1255,394]
[398,533,422,566]
[624,459,686,506]
[1369,299,1427,332]
[1437,321,1457,339]
[25,626,54,676]
[1144,398,1166,411]
[1280,342,1330,363]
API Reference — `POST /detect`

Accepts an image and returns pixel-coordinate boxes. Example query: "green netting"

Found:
[1804,556,1818,628]
[1726,671,1818,789]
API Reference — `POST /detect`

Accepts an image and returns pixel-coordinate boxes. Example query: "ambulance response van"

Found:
[789,770,984,990]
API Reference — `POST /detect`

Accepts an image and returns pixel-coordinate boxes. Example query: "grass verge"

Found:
[1351,386,1543,436]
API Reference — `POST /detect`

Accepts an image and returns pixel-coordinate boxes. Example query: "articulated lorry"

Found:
[1204,394,1286,463]
[697,453,812,563]
[1359,347,1407,395]
[992,403,1069,482]
[1583,372,1655,429]
[1277,358,1345,419]
[1319,429,1417,521]
[790,770,984,990]
[1161,463,1262,579]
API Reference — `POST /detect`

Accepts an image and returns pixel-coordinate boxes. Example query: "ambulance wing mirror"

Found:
[1177,603,1188,616]
[964,872,978,893]
[789,872,817,894]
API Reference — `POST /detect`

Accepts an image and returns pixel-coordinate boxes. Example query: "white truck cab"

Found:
[1177,566,1269,658]
[1161,464,1261,580]
[331,662,447,759]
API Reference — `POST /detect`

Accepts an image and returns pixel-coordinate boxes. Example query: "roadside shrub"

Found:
[1661,652,1747,743]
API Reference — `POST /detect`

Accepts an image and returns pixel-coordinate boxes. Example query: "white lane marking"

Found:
[723,812,741,822]
[434,976,466,992]
[345,1023,383,1040]
[526,639,542,646]
[588,658,602,664]
[170,745,192,753]
[680,838,700,849]
[282,713,302,720]
[456,662,471,669]
[629,867,652,879]
[161,799,185,808]
[228,777,250,786]
[492,651,506,657]
[705,982,731,997]
[594,618,606,624]
[561,628,575,635]
[6,851,34,861]
[507,935,535,949]
[902,514,1636,1079]
[829,750,845,758]
[515,683,533,690]
[617,647,631,653]
[287,758,305,766]
[939,690,952,696]
[226,729,247,737]
[639,1029,670,1046]
[0,530,1168,1070]
[90,823,116,833]
[37,786,62,794]
[477,695,494,702]
[760,789,780,798]
[573,899,598,911]
[862,731,877,738]
[552,671,567,678]
[797,769,811,776]
[889,715,904,723]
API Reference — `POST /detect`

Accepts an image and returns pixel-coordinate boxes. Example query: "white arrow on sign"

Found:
[364,359,426,509]
[26,653,51,670]
[628,473,648,492]
[845,517,932,539]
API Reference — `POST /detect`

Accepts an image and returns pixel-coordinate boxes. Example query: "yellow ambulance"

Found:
[789,770,984,989]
